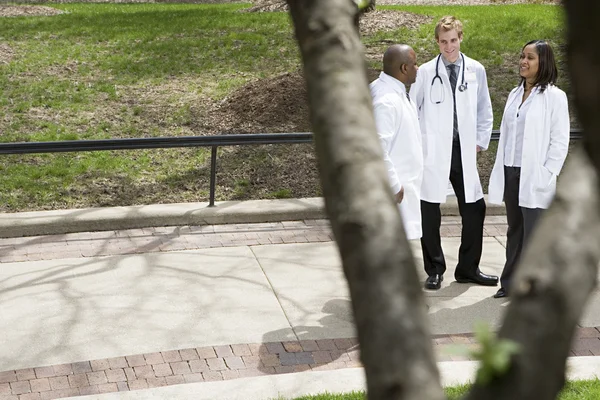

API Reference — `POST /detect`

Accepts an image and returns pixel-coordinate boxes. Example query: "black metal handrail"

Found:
[0,133,313,207]
[0,133,313,154]
[490,128,582,141]
[0,129,583,206]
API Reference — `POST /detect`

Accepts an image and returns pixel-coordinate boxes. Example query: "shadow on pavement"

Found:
[258,298,357,374]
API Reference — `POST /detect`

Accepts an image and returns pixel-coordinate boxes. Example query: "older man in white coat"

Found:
[370,44,423,240]
[409,16,498,290]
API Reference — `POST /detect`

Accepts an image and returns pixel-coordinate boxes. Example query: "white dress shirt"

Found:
[503,85,538,167]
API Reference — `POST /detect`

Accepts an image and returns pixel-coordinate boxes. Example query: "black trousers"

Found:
[500,166,542,291]
[421,138,486,277]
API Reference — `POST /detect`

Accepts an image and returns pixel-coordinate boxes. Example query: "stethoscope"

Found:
[430,53,467,104]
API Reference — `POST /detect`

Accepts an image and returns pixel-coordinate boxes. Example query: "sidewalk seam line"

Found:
[249,245,299,342]
[493,236,506,248]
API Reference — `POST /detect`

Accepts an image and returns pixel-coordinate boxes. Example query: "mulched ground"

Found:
[0,5,64,17]
[361,9,432,35]
[0,43,14,65]
[242,0,559,8]
[242,0,287,12]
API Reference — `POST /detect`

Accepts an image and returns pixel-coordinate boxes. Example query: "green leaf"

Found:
[470,323,521,386]
[354,0,371,10]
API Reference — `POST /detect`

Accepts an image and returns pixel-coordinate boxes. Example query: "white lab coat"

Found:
[488,84,569,208]
[409,53,493,203]
[370,72,424,240]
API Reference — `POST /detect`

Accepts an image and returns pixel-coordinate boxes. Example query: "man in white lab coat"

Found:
[409,16,498,290]
[370,44,423,240]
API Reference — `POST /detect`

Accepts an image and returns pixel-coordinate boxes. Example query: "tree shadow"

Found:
[257,298,358,375]
[0,242,278,372]
[426,282,509,336]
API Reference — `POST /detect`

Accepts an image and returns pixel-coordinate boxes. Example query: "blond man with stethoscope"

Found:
[409,16,498,291]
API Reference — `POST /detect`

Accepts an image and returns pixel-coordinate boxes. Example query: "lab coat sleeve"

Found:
[372,101,402,194]
[476,66,493,150]
[544,89,570,176]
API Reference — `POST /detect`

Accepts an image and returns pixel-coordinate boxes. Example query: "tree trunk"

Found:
[465,0,600,398]
[465,147,600,400]
[287,0,600,399]
[565,1,600,173]
[285,1,444,399]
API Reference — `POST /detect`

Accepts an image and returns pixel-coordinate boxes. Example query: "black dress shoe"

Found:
[493,288,508,298]
[455,270,498,286]
[425,274,443,290]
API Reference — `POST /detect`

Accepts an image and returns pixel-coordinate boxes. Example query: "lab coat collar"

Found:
[508,84,541,107]
[441,52,463,69]
[378,72,409,97]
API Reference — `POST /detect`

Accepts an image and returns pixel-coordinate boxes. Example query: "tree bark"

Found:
[285,1,444,399]
[465,147,600,400]
[565,0,600,173]
[287,0,600,399]
[465,1,600,398]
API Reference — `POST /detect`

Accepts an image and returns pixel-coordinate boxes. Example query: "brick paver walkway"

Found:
[0,216,509,264]
[4,216,595,400]
[1,328,599,400]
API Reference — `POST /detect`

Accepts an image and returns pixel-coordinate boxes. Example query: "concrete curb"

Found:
[0,196,505,238]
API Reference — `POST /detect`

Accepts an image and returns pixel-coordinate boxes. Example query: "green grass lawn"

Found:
[0,3,568,211]
[289,379,600,399]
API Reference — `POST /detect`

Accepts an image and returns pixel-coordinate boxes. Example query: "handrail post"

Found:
[209,145,218,207]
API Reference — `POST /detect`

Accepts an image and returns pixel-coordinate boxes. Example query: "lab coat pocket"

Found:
[464,72,479,110]
[536,165,556,192]
[465,72,477,83]
[422,135,436,166]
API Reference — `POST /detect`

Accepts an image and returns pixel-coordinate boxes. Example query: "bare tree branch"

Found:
[285,0,444,399]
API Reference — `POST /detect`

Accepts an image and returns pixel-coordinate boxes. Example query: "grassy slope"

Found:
[0,3,300,210]
[0,3,567,211]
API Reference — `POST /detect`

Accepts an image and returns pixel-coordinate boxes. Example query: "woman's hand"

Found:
[396,187,405,204]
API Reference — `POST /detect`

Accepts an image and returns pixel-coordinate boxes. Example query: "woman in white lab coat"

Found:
[488,40,570,298]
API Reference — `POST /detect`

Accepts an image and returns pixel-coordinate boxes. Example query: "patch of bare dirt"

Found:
[360,10,432,36]
[242,0,287,12]
[243,0,559,12]
[203,68,381,135]
[0,5,64,17]
[208,72,310,134]
[175,69,379,203]
[242,3,432,37]
[0,44,14,65]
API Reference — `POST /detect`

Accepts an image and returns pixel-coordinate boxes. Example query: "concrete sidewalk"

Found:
[0,207,599,400]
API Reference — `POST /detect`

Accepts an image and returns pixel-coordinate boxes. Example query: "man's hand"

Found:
[395,187,404,204]
[476,145,483,153]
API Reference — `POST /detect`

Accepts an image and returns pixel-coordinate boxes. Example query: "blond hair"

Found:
[434,16,463,40]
